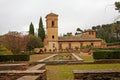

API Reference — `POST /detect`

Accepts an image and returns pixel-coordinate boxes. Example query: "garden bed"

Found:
[37,53,83,64]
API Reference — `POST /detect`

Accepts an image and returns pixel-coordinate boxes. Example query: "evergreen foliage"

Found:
[29,22,34,35]
[26,35,43,51]
[75,28,83,35]
[38,17,45,41]
[0,54,29,62]
[115,2,120,12]
[93,50,120,59]
[0,44,12,55]
[92,21,120,43]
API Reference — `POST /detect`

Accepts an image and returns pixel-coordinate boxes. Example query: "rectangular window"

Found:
[69,43,71,49]
[53,43,55,48]
[59,43,62,50]
[52,21,54,27]
[52,35,54,39]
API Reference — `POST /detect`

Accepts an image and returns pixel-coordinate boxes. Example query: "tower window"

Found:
[52,21,54,27]
[91,43,93,46]
[52,35,54,39]
[89,32,91,35]
[92,32,94,35]
[53,43,55,48]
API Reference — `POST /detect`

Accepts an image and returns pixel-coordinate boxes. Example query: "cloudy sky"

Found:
[0,0,119,35]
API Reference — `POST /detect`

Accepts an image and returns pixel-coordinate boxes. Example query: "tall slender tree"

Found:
[115,2,120,12]
[38,17,45,41]
[29,22,34,35]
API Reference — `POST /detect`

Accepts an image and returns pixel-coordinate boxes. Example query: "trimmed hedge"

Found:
[93,50,120,59]
[93,48,120,51]
[0,54,30,62]
[107,42,120,46]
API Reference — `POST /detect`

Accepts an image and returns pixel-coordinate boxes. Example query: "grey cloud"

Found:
[0,0,119,35]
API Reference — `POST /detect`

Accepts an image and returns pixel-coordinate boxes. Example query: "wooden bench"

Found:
[73,70,120,80]
[27,64,45,70]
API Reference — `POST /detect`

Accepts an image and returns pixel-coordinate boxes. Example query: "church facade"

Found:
[44,13,106,52]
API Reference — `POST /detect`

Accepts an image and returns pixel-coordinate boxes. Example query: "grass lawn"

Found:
[47,64,120,80]
[29,53,120,80]
[30,54,52,62]
[75,53,94,62]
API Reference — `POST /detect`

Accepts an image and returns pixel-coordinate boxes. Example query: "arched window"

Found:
[53,43,55,48]
[52,21,54,27]
[69,43,71,49]
[91,43,93,46]
[52,35,54,39]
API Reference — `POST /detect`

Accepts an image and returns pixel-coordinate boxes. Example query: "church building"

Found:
[44,13,105,52]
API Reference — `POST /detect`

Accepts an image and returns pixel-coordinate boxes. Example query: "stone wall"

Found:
[94,59,120,63]
[0,63,28,70]
[0,70,46,80]
[73,70,120,80]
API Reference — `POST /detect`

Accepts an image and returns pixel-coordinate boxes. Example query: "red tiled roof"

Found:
[58,34,102,42]
[46,13,58,18]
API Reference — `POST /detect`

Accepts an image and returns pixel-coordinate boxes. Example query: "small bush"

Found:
[0,45,13,55]
[93,50,120,59]
[0,54,30,62]
[107,42,120,46]
[93,48,120,51]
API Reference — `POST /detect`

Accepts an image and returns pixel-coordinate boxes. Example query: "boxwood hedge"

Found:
[93,50,120,59]
[0,54,30,62]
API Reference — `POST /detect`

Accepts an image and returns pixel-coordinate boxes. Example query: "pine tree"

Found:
[38,17,45,41]
[115,2,120,12]
[29,22,34,35]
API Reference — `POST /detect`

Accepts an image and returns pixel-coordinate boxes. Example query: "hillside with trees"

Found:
[92,21,120,43]
[91,2,120,43]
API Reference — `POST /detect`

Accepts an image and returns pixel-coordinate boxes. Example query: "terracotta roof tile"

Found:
[58,34,102,42]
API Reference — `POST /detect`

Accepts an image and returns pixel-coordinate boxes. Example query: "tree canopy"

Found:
[0,44,12,55]
[38,17,45,42]
[0,32,29,54]
[75,28,83,35]
[115,2,120,12]
[26,35,43,51]
[29,22,34,35]
[92,21,120,43]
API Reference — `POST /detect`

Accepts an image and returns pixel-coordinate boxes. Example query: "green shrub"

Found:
[93,50,120,59]
[107,42,120,46]
[20,51,34,55]
[93,48,120,51]
[0,54,30,62]
[0,45,13,55]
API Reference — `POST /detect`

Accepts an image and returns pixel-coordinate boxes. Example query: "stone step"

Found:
[16,76,40,80]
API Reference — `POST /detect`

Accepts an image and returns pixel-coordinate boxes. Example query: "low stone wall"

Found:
[0,63,28,70]
[94,59,120,63]
[27,64,46,70]
[17,64,46,80]
[0,70,46,80]
[73,70,120,80]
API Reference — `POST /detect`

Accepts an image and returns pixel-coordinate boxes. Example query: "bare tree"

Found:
[0,32,29,54]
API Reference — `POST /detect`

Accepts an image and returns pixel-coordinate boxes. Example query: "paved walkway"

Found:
[72,53,83,61]
[37,54,57,62]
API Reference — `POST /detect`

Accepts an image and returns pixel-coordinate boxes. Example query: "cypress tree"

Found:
[38,17,45,41]
[29,22,34,35]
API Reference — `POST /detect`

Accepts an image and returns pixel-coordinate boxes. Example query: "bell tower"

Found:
[45,13,58,52]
